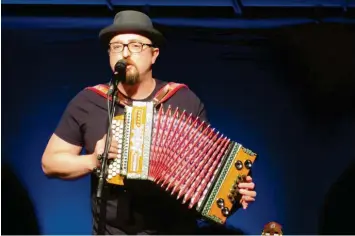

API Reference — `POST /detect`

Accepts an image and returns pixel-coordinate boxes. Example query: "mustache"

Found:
[122,58,136,68]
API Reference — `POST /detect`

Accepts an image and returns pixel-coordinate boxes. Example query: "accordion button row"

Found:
[235,159,253,170]
[216,198,231,217]
[215,174,248,217]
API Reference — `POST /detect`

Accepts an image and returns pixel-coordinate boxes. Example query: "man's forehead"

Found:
[110,33,152,43]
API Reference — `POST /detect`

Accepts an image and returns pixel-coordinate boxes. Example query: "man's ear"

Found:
[151,48,160,64]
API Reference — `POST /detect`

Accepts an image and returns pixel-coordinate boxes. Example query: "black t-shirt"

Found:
[54,79,208,234]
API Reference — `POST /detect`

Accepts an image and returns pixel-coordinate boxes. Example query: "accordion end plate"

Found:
[200,143,257,225]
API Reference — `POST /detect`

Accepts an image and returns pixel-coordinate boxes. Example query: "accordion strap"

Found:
[86,84,131,107]
[86,81,188,106]
[152,82,188,105]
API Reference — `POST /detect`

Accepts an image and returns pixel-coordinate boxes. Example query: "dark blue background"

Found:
[2,1,355,235]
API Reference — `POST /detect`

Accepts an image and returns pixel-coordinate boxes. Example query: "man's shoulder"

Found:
[168,83,202,103]
[66,84,109,109]
[155,79,201,102]
[156,80,206,120]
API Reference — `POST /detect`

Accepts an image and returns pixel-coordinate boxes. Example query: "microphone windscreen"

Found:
[115,59,127,72]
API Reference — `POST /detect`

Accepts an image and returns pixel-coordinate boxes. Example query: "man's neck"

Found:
[118,76,156,100]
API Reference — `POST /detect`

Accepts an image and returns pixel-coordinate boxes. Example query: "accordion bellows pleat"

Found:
[106,101,257,225]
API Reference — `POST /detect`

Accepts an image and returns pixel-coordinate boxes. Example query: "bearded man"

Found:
[41,10,257,235]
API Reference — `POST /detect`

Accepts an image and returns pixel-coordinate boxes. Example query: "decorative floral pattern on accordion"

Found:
[106,101,258,225]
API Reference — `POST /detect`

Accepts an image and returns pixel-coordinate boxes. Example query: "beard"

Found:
[123,65,140,85]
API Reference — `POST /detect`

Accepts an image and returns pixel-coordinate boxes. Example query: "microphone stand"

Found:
[95,79,119,235]
[96,60,126,198]
[95,60,126,234]
[96,81,118,198]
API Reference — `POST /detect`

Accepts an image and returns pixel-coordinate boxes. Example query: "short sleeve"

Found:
[174,87,209,123]
[54,90,89,146]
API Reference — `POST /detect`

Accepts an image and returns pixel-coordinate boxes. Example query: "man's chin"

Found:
[123,76,140,85]
[123,80,137,86]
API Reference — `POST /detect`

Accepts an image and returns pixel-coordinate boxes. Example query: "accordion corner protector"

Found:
[200,143,257,225]
[106,174,125,186]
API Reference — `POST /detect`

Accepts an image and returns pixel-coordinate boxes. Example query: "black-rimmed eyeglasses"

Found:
[109,42,153,53]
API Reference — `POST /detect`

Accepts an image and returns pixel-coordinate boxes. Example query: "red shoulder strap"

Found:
[85,84,130,107]
[85,82,188,106]
[152,82,188,105]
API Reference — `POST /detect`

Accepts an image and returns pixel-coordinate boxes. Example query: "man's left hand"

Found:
[238,176,256,209]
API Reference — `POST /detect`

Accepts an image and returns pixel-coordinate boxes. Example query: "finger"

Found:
[110,144,119,154]
[96,153,117,161]
[241,195,256,202]
[96,145,105,155]
[238,182,255,190]
[238,189,257,197]
[96,138,107,155]
[108,153,118,159]
[96,136,119,156]
[110,140,119,149]
[241,201,248,210]
[96,159,102,167]
[245,175,252,182]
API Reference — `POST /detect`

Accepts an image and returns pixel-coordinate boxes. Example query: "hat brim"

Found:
[99,24,165,48]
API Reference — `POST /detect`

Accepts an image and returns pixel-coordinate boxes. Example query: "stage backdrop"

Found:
[2,15,355,235]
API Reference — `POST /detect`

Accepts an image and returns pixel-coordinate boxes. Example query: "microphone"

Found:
[108,59,127,95]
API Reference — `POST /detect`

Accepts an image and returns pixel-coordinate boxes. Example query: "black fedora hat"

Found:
[99,10,165,47]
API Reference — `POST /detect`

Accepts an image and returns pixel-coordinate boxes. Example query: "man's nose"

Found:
[122,46,131,58]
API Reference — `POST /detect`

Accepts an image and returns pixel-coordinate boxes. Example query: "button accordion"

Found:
[105,101,257,225]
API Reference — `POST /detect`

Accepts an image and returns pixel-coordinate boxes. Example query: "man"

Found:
[41,10,256,235]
